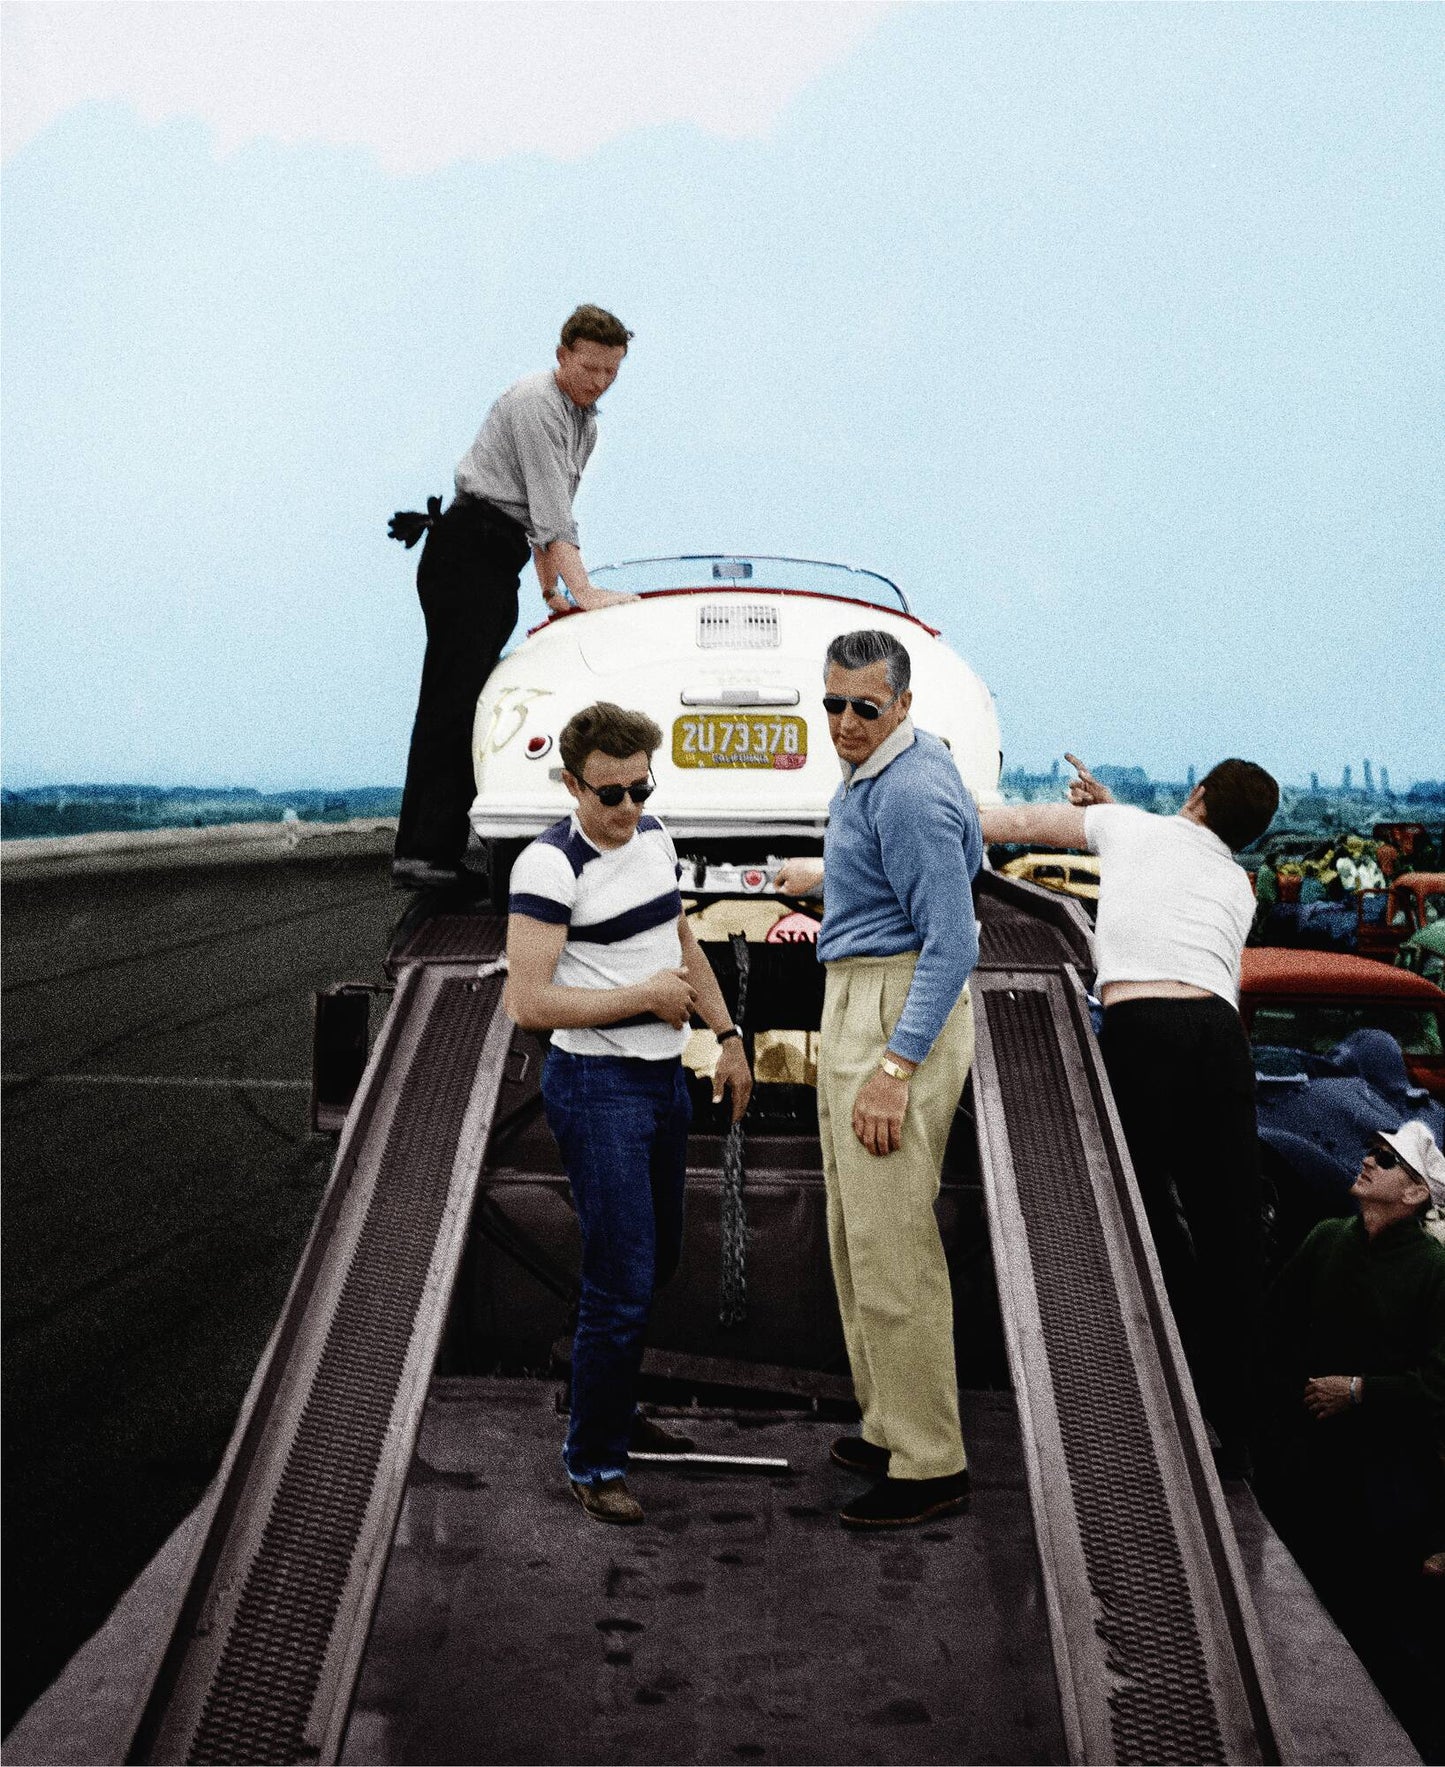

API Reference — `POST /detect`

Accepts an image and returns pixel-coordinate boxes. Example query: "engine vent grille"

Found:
[696,604,780,650]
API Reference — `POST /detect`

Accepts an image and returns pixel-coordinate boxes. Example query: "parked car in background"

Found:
[1251,1024,1445,1271]
[1239,948,1445,1098]
[1254,870,1445,963]
[1397,922,1445,989]
[1353,871,1445,960]
[997,851,1100,907]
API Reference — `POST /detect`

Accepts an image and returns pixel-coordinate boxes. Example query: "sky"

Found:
[2,0,1442,791]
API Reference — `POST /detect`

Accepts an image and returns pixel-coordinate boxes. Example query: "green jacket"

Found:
[1269,1215,1445,1437]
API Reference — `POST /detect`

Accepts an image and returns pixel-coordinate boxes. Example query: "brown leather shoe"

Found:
[571,1476,644,1524]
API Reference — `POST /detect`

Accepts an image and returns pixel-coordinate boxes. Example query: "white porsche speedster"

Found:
[468,555,1000,897]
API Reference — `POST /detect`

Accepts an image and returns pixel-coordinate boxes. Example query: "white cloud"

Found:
[1,0,895,171]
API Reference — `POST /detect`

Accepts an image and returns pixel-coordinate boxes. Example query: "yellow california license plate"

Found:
[672,714,807,770]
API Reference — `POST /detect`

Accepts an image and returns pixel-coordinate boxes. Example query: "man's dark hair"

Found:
[1198,759,1279,852]
[824,629,911,697]
[560,305,633,350]
[559,702,661,778]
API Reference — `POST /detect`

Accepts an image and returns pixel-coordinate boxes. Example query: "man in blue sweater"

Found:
[776,629,981,1528]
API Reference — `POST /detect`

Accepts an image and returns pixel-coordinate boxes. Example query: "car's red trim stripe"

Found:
[527,586,942,640]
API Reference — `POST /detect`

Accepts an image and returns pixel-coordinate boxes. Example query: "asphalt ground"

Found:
[1,850,401,1729]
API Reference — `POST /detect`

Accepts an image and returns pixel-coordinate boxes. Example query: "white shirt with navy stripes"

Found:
[508,812,688,1060]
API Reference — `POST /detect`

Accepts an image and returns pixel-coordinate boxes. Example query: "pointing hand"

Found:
[1064,753,1113,807]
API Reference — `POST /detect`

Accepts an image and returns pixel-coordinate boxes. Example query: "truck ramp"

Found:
[972,961,1289,1764]
[123,879,1295,1764]
[128,951,513,1764]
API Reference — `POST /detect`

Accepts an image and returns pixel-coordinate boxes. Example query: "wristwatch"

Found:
[716,1026,742,1044]
[879,1055,912,1082]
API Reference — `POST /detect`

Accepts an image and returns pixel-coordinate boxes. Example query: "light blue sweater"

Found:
[817,723,982,1065]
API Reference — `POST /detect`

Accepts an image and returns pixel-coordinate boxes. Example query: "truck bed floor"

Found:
[343,1378,1064,1767]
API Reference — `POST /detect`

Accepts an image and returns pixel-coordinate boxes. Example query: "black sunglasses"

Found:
[1368,1143,1405,1171]
[822,691,902,722]
[577,771,656,808]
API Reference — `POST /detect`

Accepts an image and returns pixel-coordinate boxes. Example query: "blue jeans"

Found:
[541,1048,691,1484]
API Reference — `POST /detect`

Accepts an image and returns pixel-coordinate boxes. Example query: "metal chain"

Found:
[719,933,750,1328]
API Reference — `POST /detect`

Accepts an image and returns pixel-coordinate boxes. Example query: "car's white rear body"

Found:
[468,557,1000,850]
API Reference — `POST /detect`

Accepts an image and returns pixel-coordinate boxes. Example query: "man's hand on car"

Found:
[772,858,825,897]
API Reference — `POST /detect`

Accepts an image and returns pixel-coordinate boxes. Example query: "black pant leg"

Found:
[1100,1006,1205,1333]
[1166,1006,1263,1454]
[395,509,526,865]
[1103,1000,1265,1457]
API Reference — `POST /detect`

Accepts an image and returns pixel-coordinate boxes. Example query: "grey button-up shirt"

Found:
[454,371,597,549]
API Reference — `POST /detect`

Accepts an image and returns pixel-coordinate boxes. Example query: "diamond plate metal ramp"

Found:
[975,866,1096,971]
[127,958,515,1765]
[972,967,1294,1766]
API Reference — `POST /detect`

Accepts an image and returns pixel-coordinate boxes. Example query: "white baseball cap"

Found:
[1376,1120,1445,1208]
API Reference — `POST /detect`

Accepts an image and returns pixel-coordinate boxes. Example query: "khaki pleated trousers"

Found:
[817,952,974,1480]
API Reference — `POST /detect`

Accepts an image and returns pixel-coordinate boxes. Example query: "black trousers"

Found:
[395,499,531,866]
[1099,995,1263,1456]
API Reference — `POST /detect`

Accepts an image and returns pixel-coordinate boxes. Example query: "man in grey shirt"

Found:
[390,304,635,892]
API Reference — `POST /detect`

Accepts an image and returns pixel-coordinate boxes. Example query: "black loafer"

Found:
[630,1415,695,1455]
[830,1435,890,1474]
[839,1470,971,1530]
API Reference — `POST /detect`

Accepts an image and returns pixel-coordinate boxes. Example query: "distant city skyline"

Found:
[1001,758,1442,795]
[6,756,1444,797]
[3,4,1443,789]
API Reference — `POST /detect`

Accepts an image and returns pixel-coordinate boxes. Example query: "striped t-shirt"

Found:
[507,812,687,1059]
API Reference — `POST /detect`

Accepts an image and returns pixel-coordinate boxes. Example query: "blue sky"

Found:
[3,2,1442,790]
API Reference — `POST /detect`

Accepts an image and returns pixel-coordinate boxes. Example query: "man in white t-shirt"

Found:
[505,702,752,1525]
[980,755,1279,1477]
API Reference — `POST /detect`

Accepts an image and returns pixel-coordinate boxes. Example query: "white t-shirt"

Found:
[1083,805,1255,1006]
[507,812,687,1059]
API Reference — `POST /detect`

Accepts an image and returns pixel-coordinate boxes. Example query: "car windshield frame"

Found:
[1247,999,1445,1059]
[588,554,910,613]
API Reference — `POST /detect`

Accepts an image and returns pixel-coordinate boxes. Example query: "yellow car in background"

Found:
[999,851,1101,905]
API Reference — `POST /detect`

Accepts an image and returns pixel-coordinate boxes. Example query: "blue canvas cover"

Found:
[1255,1028,1445,1218]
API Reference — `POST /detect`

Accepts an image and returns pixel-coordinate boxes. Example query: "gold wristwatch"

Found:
[878,1056,912,1082]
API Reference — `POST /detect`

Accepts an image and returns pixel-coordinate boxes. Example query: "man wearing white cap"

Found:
[1261,1120,1445,1750]
[1269,1120,1445,1435]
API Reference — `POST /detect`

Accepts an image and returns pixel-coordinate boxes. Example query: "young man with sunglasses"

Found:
[504,702,752,1525]
[1259,1122,1445,1745]
[775,629,982,1529]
